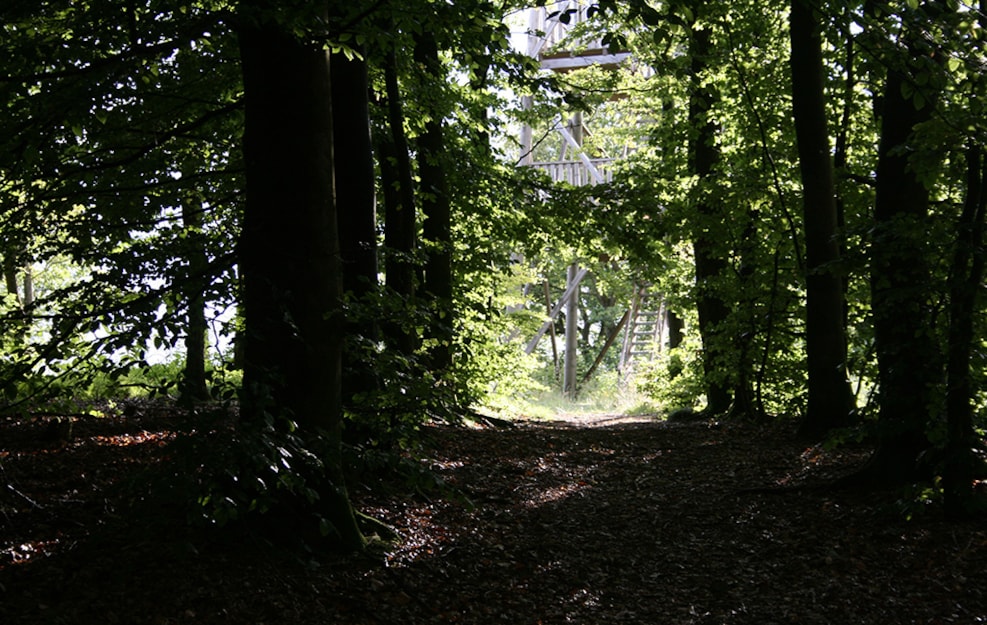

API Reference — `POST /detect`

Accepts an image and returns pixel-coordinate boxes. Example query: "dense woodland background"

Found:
[2,0,987,559]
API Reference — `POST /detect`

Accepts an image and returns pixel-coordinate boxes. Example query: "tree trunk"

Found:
[688,12,731,416]
[330,45,380,415]
[179,201,210,405]
[379,47,418,355]
[833,5,854,335]
[789,0,853,439]
[414,32,454,373]
[4,251,30,344]
[21,265,32,308]
[730,207,762,420]
[863,61,941,487]
[332,48,378,304]
[666,309,684,351]
[943,146,987,518]
[238,4,364,551]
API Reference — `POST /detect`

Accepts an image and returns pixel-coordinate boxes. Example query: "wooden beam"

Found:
[563,263,580,398]
[525,267,589,354]
[539,52,633,71]
[581,308,630,388]
[556,123,604,184]
[544,281,560,379]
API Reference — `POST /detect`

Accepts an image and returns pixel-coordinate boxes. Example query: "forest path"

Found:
[2,410,987,624]
[361,417,987,624]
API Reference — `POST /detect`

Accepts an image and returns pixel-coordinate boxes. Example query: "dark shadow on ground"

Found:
[2,412,986,624]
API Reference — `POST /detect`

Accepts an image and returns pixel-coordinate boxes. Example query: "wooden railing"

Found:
[529,1,607,58]
[526,2,632,71]
[529,158,615,186]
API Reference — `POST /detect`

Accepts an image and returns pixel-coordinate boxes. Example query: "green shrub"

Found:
[634,336,706,414]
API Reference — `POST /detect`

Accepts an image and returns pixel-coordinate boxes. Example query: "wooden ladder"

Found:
[619,286,664,372]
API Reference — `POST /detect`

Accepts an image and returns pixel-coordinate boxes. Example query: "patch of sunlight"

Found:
[520,479,592,508]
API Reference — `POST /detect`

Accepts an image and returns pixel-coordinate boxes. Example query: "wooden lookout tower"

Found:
[518,2,674,394]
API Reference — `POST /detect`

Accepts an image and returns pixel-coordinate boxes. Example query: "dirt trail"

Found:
[2,412,987,624]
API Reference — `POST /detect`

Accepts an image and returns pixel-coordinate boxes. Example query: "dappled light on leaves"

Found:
[0,407,187,573]
[521,479,590,508]
[4,539,61,566]
[87,430,176,448]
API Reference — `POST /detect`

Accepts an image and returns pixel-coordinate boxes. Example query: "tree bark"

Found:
[238,2,364,550]
[688,12,731,416]
[731,207,762,420]
[833,4,854,335]
[179,201,210,405]
[943,146,987,518]
[330,45,380,415]
[413,32,454,373]
[864,61,941,487]
[789,0,854,439]
[378,47,418,355]
[332,47,378,303]
[666,309,684,351]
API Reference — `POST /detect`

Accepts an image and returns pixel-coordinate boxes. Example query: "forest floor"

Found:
[3,403,987,624]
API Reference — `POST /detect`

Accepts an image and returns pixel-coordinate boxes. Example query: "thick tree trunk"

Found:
[414,32,454,373]
[331,48,378,303]
[864,63,941,487]
[789,0,853,439]
[238,4,364,551]
[688,16,731,416]
[943,147,987,518]
[330,45,380,415]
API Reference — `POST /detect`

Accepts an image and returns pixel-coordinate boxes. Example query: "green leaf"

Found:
[913,90,926,110]
[640,7,662,26]
[900,81,914,100]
